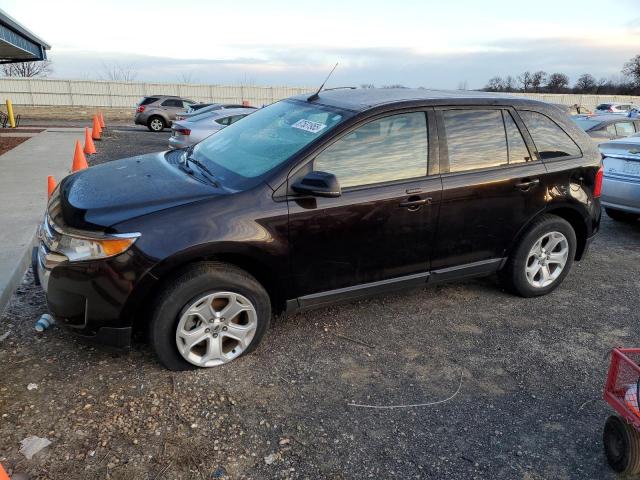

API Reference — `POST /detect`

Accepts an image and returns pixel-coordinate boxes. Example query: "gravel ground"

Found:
[1,128,639,479]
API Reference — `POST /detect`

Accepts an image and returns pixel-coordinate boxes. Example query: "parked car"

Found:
[134,95,198,132]
[169,108,255,149]
[595,103,640,115]
[35,89,601,370]
[599,136,640,222]
[572,114,640,141]
[175,103,255,121]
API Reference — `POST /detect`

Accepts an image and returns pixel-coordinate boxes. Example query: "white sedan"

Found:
[168,108,255,149]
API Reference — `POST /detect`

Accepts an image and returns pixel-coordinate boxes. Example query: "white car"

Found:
[168,108,255,149]
[595,103,640,115]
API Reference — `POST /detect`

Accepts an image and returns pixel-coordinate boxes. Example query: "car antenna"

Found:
[307,62,338,102]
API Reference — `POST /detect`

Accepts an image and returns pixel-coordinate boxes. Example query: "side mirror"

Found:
[291,171,341,198]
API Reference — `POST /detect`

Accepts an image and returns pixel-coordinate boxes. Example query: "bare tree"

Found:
[457,80,468,90]
[504,75,516,92]
[1,60,52,77]
[359,83,375,89]
[100,62,138,82]
[381,84,407,89]
[531,71,547,92]
[622,54,640,87]
[574,73,596,93]
[485,76,504,92]
[546,72,570,92]
[177,72,196,84]
[517,71,532,92]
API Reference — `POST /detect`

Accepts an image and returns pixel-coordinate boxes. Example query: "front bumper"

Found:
[601,175,640,214]
[33,218,155,348]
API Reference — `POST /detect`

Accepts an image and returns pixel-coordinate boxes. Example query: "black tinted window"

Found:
[161,99,183,107]
[315,112,428,188]
[504,111,533,164]
[443,109,508,172]
[519,111,581,159]
[139,97,158,106]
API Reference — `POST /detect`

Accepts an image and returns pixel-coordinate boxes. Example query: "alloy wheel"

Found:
[175,291,257,367]
[525,231,569,288]
[150,118,163,131]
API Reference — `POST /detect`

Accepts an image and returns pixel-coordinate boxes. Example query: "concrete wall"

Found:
[0,78,638,111]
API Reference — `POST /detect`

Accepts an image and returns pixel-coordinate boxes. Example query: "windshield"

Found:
[191,100,350,189]
[572,117,601,131]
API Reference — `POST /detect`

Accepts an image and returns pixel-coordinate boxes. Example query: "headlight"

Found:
[55,234,138,262]
[41,215,139,263]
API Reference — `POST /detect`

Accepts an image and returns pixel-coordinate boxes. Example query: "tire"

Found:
[605,208,639,223]
[149,261,271,371]
[603,415,640,474]
[147,115,165,132]
[499,214,576,297]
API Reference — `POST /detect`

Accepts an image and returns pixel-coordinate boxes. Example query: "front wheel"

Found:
[149,262,271,370]
[499,214,576,297]
[603,415,640,474]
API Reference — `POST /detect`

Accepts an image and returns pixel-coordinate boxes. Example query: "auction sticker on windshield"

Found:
[291,119,327,134]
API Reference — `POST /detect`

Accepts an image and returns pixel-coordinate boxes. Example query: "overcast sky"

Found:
[4,0,640,88]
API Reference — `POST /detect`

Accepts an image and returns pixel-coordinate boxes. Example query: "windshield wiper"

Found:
[182,147,220,187]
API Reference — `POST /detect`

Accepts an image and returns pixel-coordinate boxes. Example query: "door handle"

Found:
[399,197,432,209]
[514,179,540,190]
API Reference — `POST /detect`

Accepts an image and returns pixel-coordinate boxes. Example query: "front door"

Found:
[287,111,441,304]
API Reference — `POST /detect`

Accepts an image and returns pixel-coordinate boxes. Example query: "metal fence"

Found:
[0,78,638,110]
[0,78,311,107]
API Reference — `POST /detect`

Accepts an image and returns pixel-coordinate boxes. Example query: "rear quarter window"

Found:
[138,97,159,106]
[518,110,581,160]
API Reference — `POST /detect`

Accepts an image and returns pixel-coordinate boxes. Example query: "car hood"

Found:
[59,152,219,230]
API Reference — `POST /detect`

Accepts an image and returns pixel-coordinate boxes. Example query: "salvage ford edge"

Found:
[35,89,602,370]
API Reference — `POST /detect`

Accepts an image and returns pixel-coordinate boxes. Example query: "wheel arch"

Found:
[125,246,287,337]
[508,204,589,262]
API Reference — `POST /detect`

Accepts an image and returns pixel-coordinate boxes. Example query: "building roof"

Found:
[0,8,50,63]
[291,88,545,112]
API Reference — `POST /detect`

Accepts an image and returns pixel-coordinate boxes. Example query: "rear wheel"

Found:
[147,116,165,132]
[500,214,576,297]
[603,415,640,474]
[149,262,271,370]
[605,208,639,223]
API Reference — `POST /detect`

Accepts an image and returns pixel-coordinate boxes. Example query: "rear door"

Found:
[431,107,547,274]
[287,110,442,302]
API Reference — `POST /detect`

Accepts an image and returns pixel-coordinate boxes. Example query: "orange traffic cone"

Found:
[91,115,102,140]
[0,463,10,480]
[98,111,106,128]
[72,140,88,172]
[84,127,96,154]
[47,176,56,198]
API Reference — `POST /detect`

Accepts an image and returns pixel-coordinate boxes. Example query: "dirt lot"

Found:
[1,127,639,479]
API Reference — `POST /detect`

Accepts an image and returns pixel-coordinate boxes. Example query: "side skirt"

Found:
[285,258,506,313]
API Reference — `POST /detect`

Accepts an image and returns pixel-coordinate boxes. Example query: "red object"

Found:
[604,348,640,430]
[92,115,102,140]
[0,463,10,480]
[593,165,603,198]
[242,99,250,107]
[84,127,96,154]
[47,175,56,198]
[136,105,145,113]
[175,128,191,135]
[98,112,106,128]
[72,140,88,172]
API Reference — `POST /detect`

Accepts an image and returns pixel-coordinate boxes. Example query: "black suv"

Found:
[35,89,602,370]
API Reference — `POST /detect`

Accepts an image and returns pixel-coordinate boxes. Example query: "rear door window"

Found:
[518,111,581,159]
[161,99,183,107]
[503,111,533,164]
[314,112,428,188]
[443,109,508,172]
[615,122,636,136]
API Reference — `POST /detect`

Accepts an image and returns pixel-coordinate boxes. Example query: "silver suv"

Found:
[134,95,197,132]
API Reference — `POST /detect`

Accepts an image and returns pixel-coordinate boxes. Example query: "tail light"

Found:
[608,107,614,112]
[593,164,604,198]
[136,105,146,113]
[174,128,191,135]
